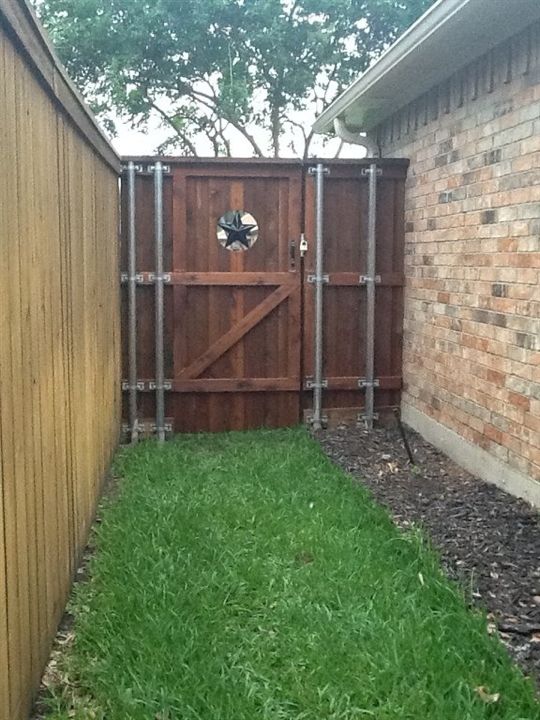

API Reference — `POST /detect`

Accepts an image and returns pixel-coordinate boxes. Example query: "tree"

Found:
[36,0,434,157]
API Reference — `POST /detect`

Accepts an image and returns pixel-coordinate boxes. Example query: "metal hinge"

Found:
[361,167,383,176]
[121,380,146,391]
[120,272,145,284]
[147,164,171,174]
[121,380,173,392]
[358,378,380,389]
[151,421,173,434]
[307,274,329,284]
[359,275,381,285]
[306,414,328,427]
[121,163,144,173]
[122,420,173,436]
[304,378,328,390]
[357,412,379,426]
[148,380,173,391]
[308,166,330,175]
[147,272,172,283]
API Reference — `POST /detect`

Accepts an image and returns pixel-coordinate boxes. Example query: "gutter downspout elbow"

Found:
[334,118,380,158]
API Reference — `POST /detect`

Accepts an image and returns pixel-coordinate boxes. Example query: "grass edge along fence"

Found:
[43,429,539,720]
[0,1,121,718]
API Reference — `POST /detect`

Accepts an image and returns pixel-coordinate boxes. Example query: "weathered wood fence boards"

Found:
[0,2,121,718]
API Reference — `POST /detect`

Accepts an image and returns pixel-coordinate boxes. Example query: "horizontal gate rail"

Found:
[121,271,297,286]
[122,378,299,393]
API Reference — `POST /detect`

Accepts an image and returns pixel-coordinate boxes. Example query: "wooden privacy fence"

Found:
[120,158,407,434]
[0,1,121,718]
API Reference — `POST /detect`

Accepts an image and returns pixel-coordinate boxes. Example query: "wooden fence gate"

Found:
[120,158,408,434]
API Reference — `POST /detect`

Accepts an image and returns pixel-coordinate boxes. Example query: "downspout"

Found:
[333,118,380,157]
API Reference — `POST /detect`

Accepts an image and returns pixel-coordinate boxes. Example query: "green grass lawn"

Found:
[44,428,539,719]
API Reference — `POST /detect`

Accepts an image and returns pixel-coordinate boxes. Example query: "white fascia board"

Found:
[313,0,540,134]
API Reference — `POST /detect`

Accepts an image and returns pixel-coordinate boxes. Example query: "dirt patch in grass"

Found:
[318,425,540,687]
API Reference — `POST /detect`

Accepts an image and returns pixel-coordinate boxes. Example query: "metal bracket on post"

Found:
[308,166,330,177]
[147,164,171,174]
[359,274,381,285]
[121,163,144,173]
[306,413,328,428]
[361,167,383,177]
[304,378,328,390]
[120,272,144,284]
[357,412,379,427]
[149,380,172,391]
[147,272,172,284]
[306,274,329,284]
[358,378,380,389]
[121,380,146,392]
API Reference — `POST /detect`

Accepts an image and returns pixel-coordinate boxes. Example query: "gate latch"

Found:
[299,234,308,257]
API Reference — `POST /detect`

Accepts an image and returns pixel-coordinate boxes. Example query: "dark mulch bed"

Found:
[317,424,540,686]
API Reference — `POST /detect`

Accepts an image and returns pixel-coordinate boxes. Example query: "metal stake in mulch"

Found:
[393,407,415,465]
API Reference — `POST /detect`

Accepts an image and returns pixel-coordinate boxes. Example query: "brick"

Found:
[487,369,506,385]
[381,29,539,483]
[491,283,508,297]
[507,391,530,411]
[484,148,502,165]
[480,210,497,225]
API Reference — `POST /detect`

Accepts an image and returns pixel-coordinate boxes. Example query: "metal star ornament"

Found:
[217,210,259,251]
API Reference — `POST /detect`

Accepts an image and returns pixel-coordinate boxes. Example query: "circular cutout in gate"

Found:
[217,210,259,251]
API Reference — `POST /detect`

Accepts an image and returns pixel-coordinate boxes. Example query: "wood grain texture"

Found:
[0,15,120,719]
[302,161,407,417]
[123,162,303,431]
[121,159,407,432]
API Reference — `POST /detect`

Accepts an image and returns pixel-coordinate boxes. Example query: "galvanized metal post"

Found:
[311,163,327,431]
[127,161,139,443]
[153,161,165,442]
[364,163,378,430]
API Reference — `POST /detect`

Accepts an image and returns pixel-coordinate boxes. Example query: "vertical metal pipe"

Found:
[127,162,139,443]
[312,163,325,431]
[153,161,165,442]
[364,163,378,430]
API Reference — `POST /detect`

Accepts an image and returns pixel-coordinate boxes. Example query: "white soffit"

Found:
[313,0,540,134]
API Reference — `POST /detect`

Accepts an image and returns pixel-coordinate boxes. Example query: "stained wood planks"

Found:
[122,161,303,432]
[302,161,408,420]
[121,159,407,433]
[0,4,121,718]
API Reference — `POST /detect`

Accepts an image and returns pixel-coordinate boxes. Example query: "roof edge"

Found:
[313,0,482,134]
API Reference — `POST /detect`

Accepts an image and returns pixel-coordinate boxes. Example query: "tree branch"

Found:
[149,101,199,156]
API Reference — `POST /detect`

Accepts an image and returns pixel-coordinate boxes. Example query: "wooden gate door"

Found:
[122,159,303,433]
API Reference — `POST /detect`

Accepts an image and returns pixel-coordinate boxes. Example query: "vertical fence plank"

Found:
[0,4,121,717]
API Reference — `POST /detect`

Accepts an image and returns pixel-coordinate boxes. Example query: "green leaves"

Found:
[36,0,434,156]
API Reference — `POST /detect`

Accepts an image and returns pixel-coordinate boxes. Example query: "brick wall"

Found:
[375,23,540,485]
